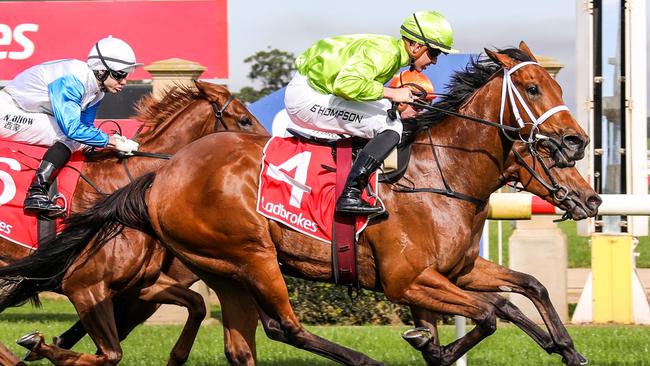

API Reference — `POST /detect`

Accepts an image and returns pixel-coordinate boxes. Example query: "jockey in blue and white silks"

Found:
[2,59,108,149]
[0,36,142,216]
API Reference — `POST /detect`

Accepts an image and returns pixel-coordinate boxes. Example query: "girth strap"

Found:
[332,138,361,292]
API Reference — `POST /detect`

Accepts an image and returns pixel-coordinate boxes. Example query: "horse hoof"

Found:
[401,327,432,350]
[562,353,589,366]
[17,331,44,361]
[22,350,43,362]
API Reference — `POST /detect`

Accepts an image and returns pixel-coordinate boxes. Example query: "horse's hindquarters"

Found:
[148,133,271,275]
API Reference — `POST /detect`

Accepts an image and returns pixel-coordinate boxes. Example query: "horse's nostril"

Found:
[563,135,584,150]
[587,194,602,209]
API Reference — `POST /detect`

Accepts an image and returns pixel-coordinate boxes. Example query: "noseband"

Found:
[500,62,573,216]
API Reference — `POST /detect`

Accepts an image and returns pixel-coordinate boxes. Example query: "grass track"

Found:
[0,299,648,365]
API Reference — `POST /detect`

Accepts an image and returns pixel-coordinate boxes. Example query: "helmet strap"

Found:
[405,39,427,70]
[93,43,118,92]
[93,70,109,92]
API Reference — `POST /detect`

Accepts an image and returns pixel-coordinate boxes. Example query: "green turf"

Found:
[0,299,649,365]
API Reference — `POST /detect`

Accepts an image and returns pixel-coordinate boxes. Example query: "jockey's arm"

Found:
[332,44,395,101]
[383,87,414,103]
[48,75,109,147]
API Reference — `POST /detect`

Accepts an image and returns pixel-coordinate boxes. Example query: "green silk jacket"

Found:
[296,34,410,101]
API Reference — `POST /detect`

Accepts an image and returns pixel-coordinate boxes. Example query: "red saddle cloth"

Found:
[256,136,378,243]
[0,119,142,249]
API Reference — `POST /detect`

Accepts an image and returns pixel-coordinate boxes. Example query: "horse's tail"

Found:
[0,172,156,311]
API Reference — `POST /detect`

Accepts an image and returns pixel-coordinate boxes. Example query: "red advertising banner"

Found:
[0,0,228,80]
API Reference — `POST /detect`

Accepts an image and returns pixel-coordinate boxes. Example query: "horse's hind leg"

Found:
[136,272,206,366]
[196,258,384,366]
[456,257,586,366]
[211,276,259,366]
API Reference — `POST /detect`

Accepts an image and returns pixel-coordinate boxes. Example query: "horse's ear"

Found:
[518,41,538,62]
[484,48,517,69]
[194,80,207,94]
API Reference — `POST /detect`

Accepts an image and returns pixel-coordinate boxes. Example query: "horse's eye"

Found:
[238,116,253,126]
[526,85,540,96]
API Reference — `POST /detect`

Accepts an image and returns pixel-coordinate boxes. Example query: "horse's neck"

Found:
[73,100,214,211]
[408,86,515,202]
[138,100,212,154]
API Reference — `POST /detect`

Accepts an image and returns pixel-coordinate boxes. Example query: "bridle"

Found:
[394,61,574,215]
[497,61,569,143]
[80,94,237,195]
[411,61,570,143]
[211,95,234,131]
[510,143,573,222]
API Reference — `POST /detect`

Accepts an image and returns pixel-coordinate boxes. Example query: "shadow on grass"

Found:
[0,313,78,322]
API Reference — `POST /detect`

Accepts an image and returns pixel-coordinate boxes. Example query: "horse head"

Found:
[504,141,601,220]
[195,81,268,135]
[132,82,268,154]
[485,41,588,168]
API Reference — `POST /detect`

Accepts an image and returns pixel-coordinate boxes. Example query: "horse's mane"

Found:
[409,47,534,129]
[134,84,205,144]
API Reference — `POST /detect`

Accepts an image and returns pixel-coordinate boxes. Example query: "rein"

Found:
[391,130,487,207]
[393,62,571,208]
[81,97,234,195]
[511,145,572,222]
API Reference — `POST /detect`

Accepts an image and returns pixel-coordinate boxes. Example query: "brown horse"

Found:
[0,43,595,365]
[200,138,599,366]
[0,81,266,365]
[403,139,598,365]
[14,128,597,366]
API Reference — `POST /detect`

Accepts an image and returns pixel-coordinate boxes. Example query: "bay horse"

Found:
[1,43,595,365]
[0,80,267,365]
[197,139,599,366]
[10,126,598,366]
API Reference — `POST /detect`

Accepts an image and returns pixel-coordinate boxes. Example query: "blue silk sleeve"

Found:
[48,76,108,147]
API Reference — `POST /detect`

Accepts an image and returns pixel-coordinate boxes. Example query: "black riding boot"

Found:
[335,130,400,215]
[23,160,64,215]
[335,151,382,215]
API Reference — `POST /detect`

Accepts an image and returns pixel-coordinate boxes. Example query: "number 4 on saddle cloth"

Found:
[257,133,380,244]
[0,120,142,249]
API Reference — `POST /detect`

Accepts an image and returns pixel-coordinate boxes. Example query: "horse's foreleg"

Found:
[196,256,384,366]
[137,273,206,366]
[410,306,440,345]
[22,320,87,362]
[19,290,122,366]
[473,292,558,353]
[392,268,497,366]
[456,257,586,366]
[0,341,24,366]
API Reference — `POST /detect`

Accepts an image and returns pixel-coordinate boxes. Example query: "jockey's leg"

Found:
[336,129,399,215]
[23,141,71,216]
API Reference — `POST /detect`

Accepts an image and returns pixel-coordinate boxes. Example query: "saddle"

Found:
[282,127,417,290]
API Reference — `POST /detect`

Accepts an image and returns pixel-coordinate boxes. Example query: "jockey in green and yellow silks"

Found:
[284,11,458,215]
